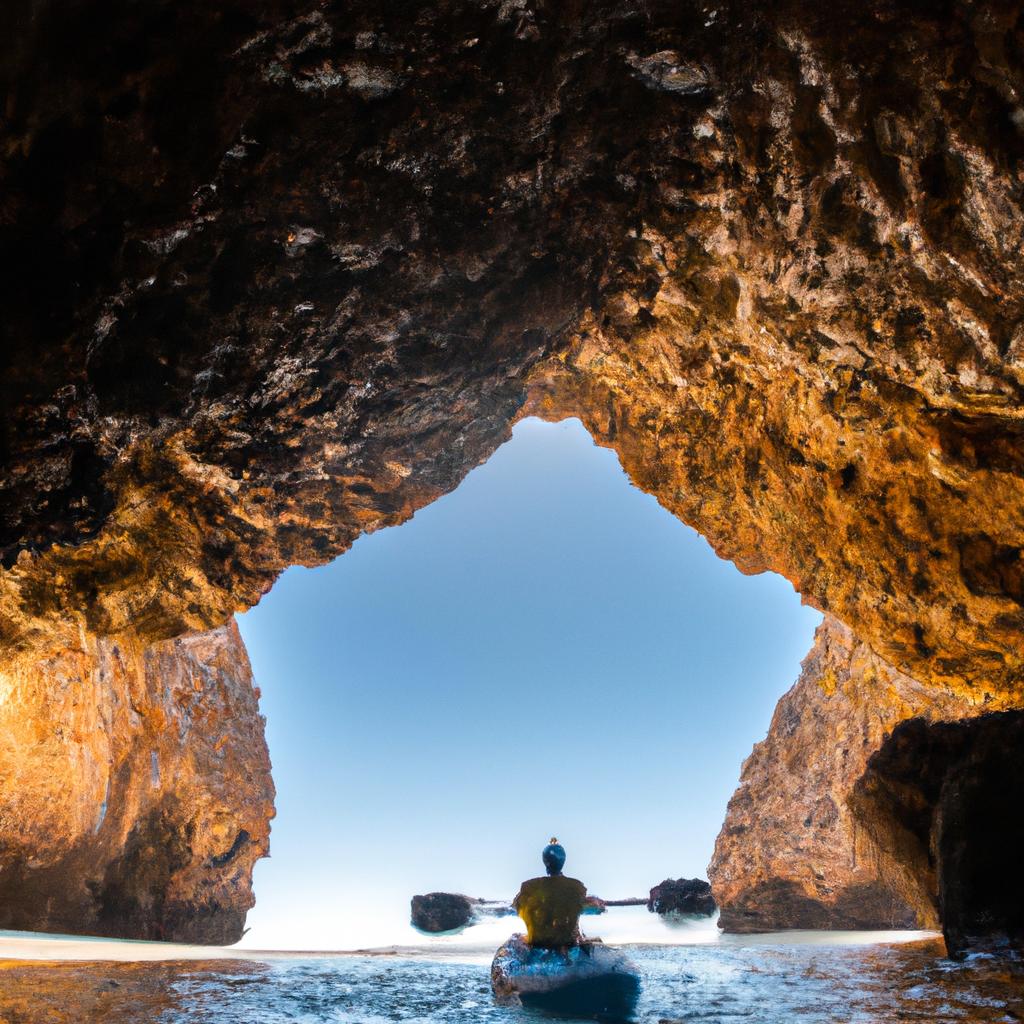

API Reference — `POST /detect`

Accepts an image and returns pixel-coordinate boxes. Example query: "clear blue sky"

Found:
[236,417,821,949]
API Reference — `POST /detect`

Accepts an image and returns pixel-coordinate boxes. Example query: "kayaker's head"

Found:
[542,838,566,876]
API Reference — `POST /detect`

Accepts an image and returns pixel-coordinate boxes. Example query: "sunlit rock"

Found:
[2,0,1022,702]
[0,622,273,943]
[709,616,1018,934]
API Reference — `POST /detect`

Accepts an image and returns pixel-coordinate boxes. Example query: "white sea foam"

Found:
[0,906,937,963]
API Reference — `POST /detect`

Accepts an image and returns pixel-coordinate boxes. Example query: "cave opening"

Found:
[851,711,1024,958]
[234,416,821,950]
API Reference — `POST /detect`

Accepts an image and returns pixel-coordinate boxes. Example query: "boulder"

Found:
[410,892,475,933]
[648,878,717,917]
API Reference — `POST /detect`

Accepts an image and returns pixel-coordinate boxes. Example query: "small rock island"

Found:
[648,878,718,917]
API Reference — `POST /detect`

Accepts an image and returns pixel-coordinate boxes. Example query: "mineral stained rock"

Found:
[0,621,273,943]
[3,0,1024,944]
[708,615,1019,933]
[647,878,717,917]
[852,711,1024,957]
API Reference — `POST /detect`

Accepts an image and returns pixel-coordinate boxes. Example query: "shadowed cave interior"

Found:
[852,711,1024,958]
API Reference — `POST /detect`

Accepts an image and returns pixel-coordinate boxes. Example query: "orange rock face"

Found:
[0,622,273,943]
[522,46,1024,695]
[707,615,1016,933]
[3,0,1023,704]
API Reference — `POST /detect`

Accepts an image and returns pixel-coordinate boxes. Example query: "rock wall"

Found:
[2,0,1024,942]
[0,621,273,943]
[521,0,1024,699]
[707,615,1016,932]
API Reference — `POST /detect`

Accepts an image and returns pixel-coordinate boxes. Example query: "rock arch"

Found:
[1,0,1022,942]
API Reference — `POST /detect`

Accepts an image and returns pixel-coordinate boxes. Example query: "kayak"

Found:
[491,934,641,1019]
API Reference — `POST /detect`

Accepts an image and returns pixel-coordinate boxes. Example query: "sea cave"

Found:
[1,0,1023,978]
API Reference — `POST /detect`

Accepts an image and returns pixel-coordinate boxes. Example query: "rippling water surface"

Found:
[3,934,1023,1024]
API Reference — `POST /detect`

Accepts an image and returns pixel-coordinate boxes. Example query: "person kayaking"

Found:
[494,837,641,1017]
[512,838,588,948]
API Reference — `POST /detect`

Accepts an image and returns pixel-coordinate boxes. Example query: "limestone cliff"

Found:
[708,615,1016,933]
[0,622,273,943]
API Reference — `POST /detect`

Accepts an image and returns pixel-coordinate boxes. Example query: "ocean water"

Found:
[2,911,1023,1024]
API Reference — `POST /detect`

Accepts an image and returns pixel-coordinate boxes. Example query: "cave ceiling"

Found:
[2,0,1023,700]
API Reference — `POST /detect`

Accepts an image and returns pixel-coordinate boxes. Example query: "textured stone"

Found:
[2,0,1024,943]
[707,615,1018,932]
[0,622,273,943]
[852,711,1024,957]
[647,878,717,917]
[1,0,1022,703]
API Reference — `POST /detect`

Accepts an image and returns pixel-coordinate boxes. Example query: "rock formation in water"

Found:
[410,894,530,932]
[2,0,1024,943]
[410,893,476,933]
[709,615,1020,935]
[0,621,273,943]
[647,878,717,917]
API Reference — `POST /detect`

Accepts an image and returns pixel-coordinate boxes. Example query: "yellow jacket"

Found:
[513,875,587,947]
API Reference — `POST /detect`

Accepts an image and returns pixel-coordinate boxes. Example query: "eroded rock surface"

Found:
[1,0,1022,700]
[523,0,1024,698]
[0,621,273,943]
[2,0,1024,942]
[707,615,1017,932]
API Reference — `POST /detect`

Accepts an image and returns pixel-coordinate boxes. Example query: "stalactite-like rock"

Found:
[2,0,1023,698]
[0,622,273,943]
